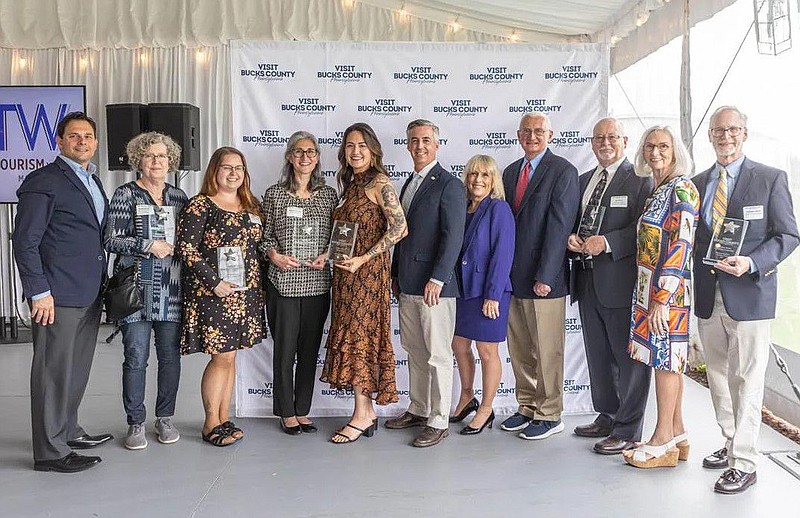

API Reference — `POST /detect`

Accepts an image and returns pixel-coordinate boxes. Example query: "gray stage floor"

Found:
[1,324,798,518]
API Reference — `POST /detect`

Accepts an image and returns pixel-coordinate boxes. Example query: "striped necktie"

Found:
[711,167,728,232]
[402,173,422,214]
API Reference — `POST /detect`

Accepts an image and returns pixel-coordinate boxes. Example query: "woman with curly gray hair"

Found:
[105,132,188,450]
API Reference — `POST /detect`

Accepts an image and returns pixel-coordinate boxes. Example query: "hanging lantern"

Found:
[753,0,792,55]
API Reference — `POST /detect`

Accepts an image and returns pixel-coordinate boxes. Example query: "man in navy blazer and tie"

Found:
[567,118,653,454]
[693,106,799,494]
[387,119,466,447]
[13,112,113,472]
[499,112,579,440]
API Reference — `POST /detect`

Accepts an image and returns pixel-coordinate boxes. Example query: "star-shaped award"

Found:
[338,225,351,237]
[723,220,740,234]
[302,225,313,236]
[224,249,237,262]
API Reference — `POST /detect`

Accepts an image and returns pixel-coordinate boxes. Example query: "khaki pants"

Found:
[398,294,456,430]
[698,289,771,473]
[507,296,566,421]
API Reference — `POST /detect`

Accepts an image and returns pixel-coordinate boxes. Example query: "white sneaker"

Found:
[154,417,180,444]
[125,423,148,450]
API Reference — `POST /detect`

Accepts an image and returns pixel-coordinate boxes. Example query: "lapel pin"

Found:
[431,176,436,180]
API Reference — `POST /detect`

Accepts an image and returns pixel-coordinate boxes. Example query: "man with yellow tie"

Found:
[692,106,799,494]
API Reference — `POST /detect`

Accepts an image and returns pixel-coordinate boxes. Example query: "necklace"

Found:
[137,181,164,203]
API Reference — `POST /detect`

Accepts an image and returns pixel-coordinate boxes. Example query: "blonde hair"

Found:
[462,154,506,200]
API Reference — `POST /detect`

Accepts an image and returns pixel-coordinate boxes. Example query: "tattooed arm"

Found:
[336,175,408,273]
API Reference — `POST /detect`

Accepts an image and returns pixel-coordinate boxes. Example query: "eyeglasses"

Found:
[592,135,622,144]
[710,126,744,137]
[143,153,169,161]
[518,128,548,137]
[218,164,246,173]
[644,143,671,153]
[291,148,318,158]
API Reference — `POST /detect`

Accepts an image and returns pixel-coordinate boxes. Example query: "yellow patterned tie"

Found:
[711,167,728,232]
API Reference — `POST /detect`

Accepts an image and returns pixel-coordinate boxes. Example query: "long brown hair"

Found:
[336,122,388,192]
[200,147,260,215]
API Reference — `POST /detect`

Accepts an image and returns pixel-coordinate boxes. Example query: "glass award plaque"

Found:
[578,205,606,239]
[137,204,176,246]
[328,220,359,262]
[703,217,748,266]
[290,218,321,263]
[217,246,247,290]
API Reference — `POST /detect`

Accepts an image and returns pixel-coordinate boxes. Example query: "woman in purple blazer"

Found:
[450,155,515,435]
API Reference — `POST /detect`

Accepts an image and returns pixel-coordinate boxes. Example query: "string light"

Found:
[508,30,520,42]
[79,56,89,69]
[396,2,411,23]
[341,0,356,9]
[636,11,650,26]
[610,35,622,46]
[17,56,27,69]
[449,16,462,32]
[196,49,207,63]
[138,52,149,66]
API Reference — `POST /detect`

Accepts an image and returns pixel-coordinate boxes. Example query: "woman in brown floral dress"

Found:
[320,123,408,443]
[177,147,264,446]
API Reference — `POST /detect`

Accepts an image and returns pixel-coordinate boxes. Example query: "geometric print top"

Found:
[628,175,700,373]
[105,181,188,324]
[258,183,338,298]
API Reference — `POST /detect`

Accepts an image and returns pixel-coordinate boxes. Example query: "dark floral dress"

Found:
[320,175,398,405]
[177,195,265,355]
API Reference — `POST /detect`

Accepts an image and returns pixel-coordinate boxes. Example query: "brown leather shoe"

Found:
[573,421,612,438]
[385,411,426,430]
[412,426,449,447]
[714,468,757,494]
[593,436,636,455]
[702,447,729,469]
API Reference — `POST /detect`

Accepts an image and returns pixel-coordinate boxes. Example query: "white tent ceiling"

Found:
[0,0,737,72]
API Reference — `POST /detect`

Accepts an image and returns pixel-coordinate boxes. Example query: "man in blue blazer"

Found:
[693,106,799,494]
[13,112,112,473]
[387,119,466,447]
[499,112,579,440]
[567,118,653,454]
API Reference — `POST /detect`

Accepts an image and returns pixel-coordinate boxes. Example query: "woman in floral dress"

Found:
[624,126,700,468]
[177,147,264,446]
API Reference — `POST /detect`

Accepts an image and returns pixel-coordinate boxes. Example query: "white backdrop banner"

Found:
[231,40,608,418]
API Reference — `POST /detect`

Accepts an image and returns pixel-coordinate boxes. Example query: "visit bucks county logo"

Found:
[469,66,524,84]
[393,66,448,84]
[433,99,488,118]
[240,63,297,81]
[357,98,413,117]
[544,65,599,84]
[317,64,373,82]
[508,98,563,115]
[551,130,592,148]
[241,129,289,148]
[468,131,518,150]
[281,97,337,116]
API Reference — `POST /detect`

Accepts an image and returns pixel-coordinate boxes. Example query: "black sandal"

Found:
[221,420,244,440]
[331,422,376,444]
[202,424,235,447]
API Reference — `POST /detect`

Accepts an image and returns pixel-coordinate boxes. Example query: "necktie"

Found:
[514,160,531,212]
[402,173,422,214]
[711,167,728,232]
[578,169,608,239]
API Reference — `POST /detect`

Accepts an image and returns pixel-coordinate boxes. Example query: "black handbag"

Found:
[103,263,143,321]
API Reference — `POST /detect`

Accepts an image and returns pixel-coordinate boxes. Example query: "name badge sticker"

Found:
[743,205,764,220]
[136,204,155,216]
[609,196,628,208]
[286,207,303,218]
[248,213,262,225]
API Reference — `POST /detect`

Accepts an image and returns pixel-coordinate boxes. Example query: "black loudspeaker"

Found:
[106,104,148,171]
[147,103,201,171]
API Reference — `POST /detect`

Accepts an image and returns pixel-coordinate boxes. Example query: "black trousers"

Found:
[576,270,651,441]
[30,298,102,460]
[265,281,330,418]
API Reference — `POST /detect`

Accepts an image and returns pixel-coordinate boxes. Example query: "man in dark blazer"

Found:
[693,106,799,494]
[387,119,466,447]
[13,112,113,473]
[499,112,579,440]
[567,118,652,454]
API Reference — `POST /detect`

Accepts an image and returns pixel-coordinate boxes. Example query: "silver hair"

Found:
[125,132,182,173]
[709,105,748,128]
[462,154,506,201]
[633,125,693,178]
[279,131,325,193]
[519,111,552,129]
[406,119,440,144]
[593,117,626,137]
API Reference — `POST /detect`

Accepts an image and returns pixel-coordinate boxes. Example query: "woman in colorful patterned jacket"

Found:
[624,125,699,469]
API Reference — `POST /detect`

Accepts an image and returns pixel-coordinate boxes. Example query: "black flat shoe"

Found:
[280,419,302,436]
[67,433,114,449]
[460,411,495,435]
[299,422,317,433]
[34,452,101,473]
[449,398,479,423]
